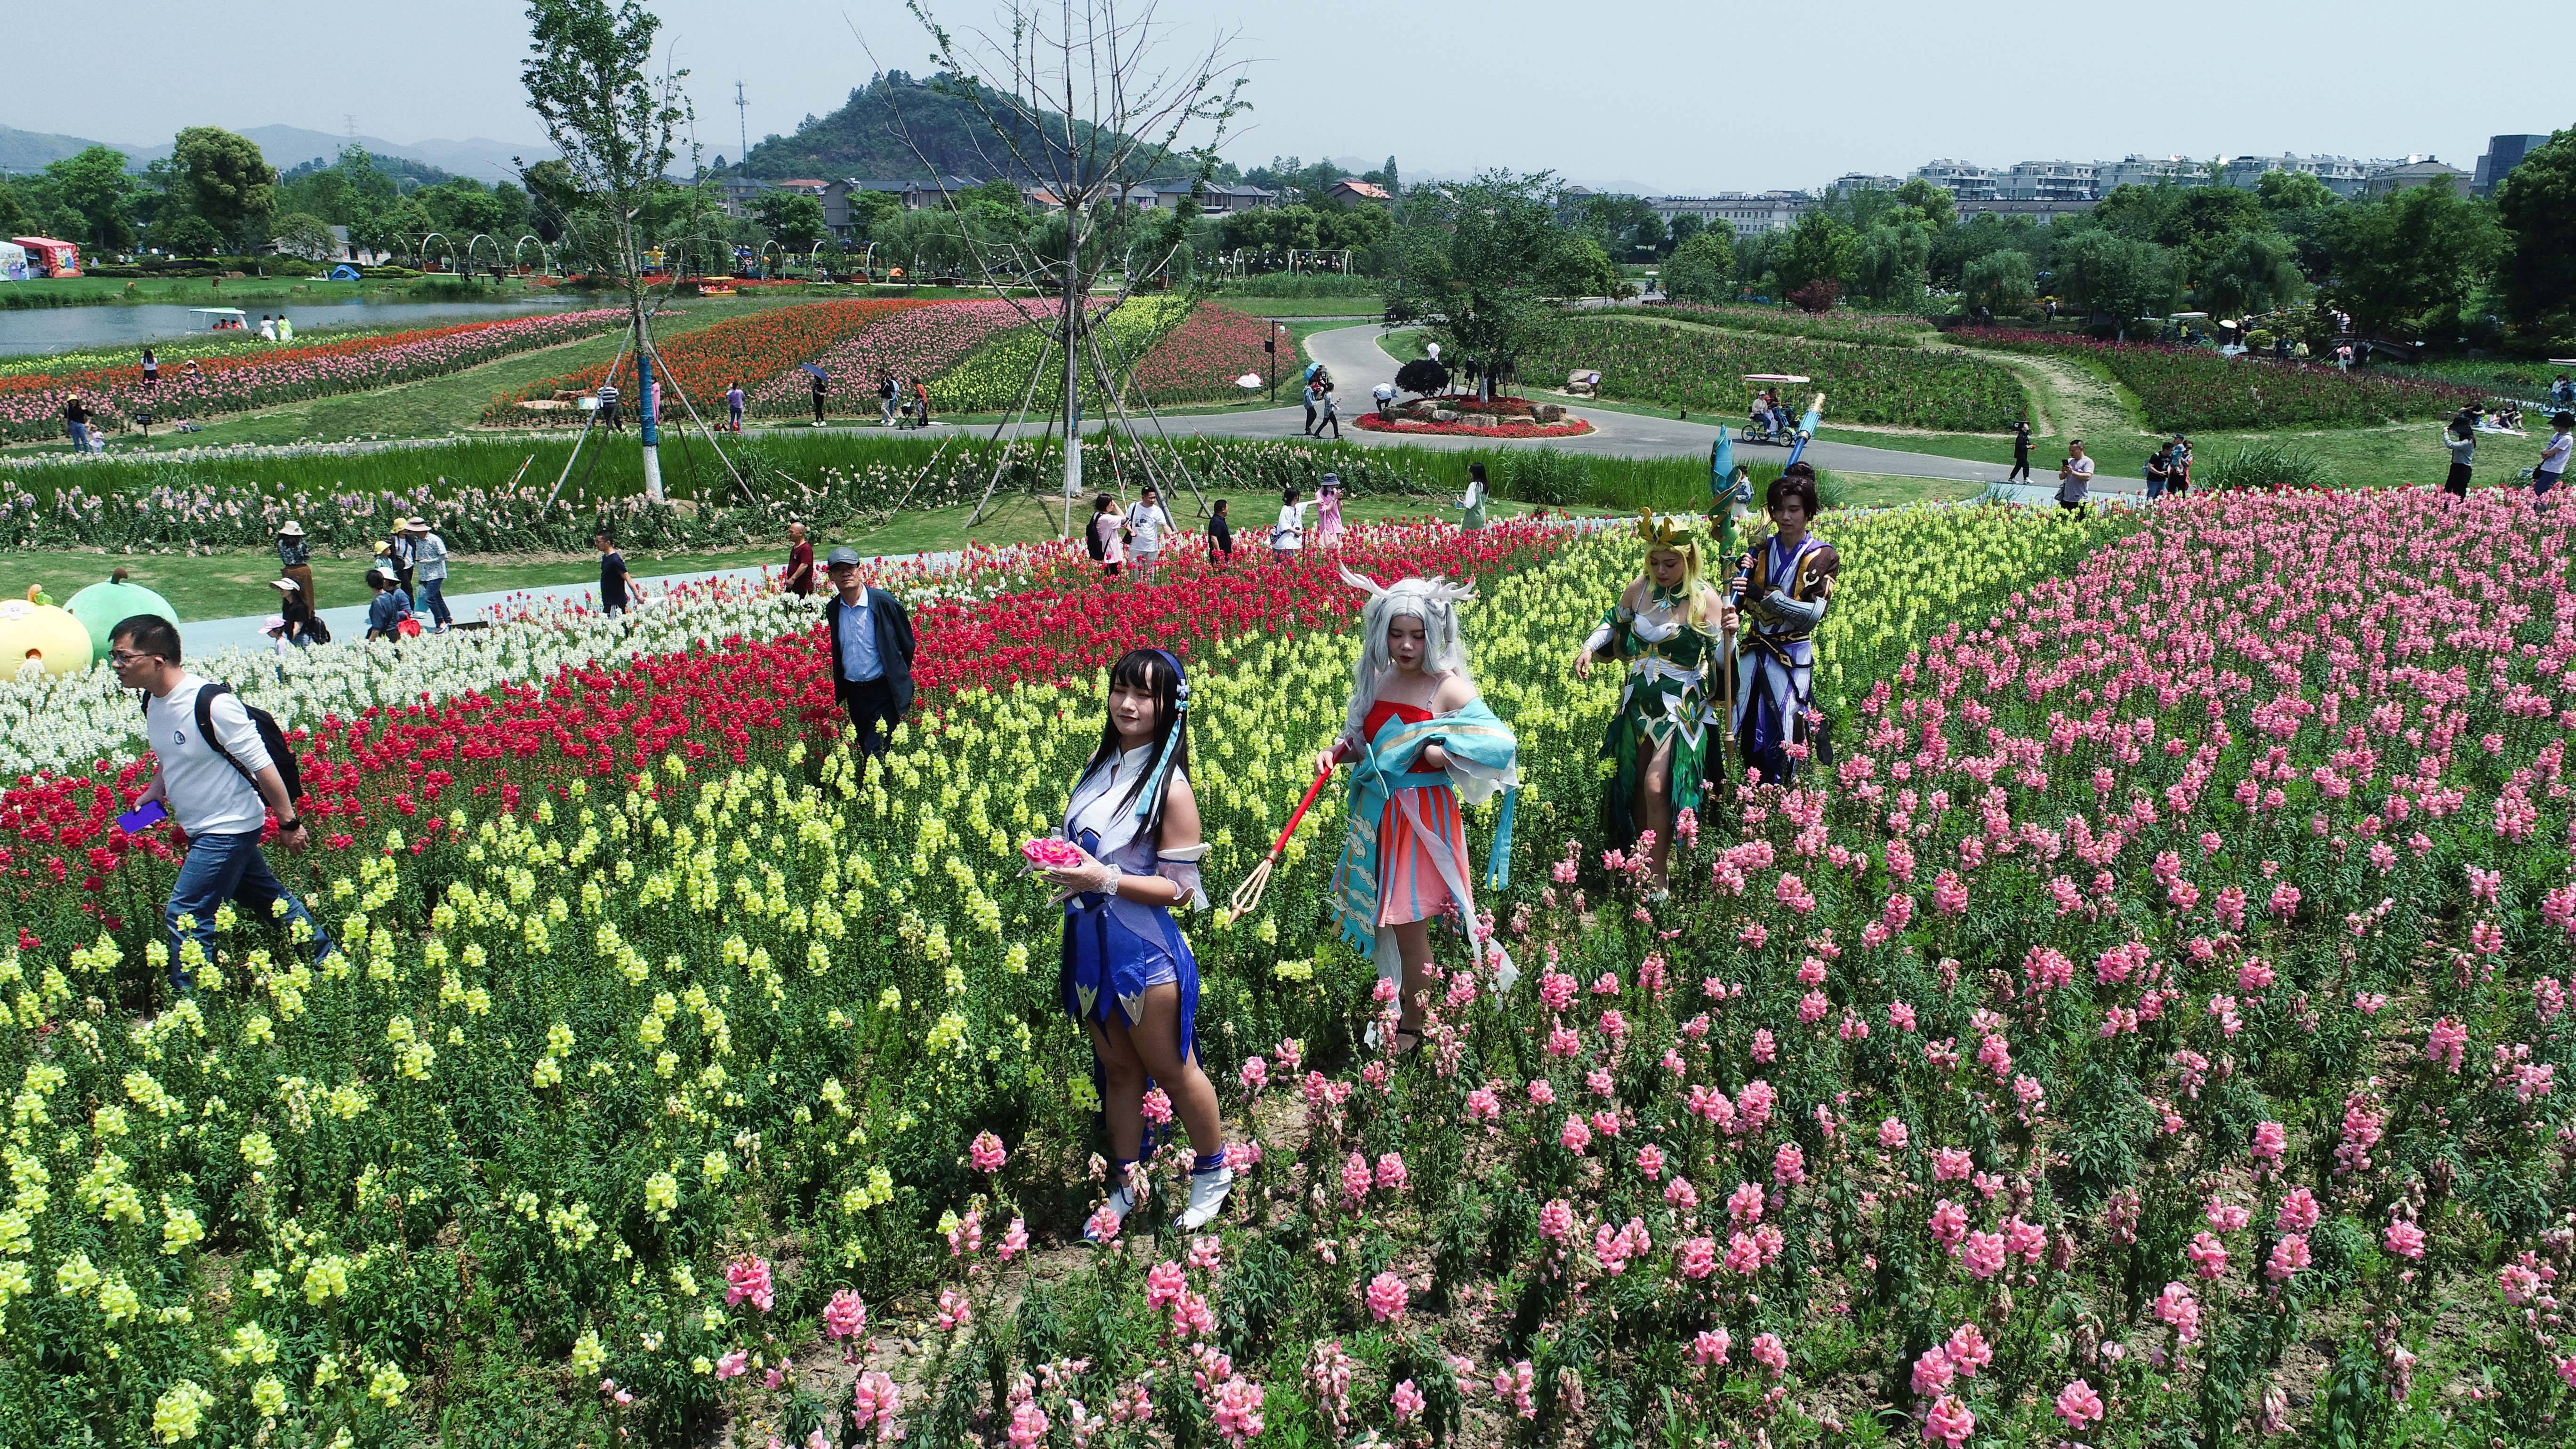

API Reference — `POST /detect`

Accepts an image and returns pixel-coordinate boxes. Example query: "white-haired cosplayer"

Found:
[1314,571,1521,1051]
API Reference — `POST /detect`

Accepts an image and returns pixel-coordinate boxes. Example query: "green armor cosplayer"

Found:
[1572,512,1729,892]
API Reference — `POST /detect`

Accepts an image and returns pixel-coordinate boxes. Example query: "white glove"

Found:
[1041,845,1123,899]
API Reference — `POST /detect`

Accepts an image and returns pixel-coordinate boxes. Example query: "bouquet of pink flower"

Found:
[1022,837,1087,871]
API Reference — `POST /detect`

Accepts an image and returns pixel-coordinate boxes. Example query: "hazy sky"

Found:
[10,0,2554,191]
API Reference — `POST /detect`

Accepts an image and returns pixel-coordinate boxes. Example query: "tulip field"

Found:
[4,487,2576,1449]
[1952,330,2491,432]
[1527,317,2030,432]
[0,311,631,445]
[483,300,946,427]
[1650,304,1933,348]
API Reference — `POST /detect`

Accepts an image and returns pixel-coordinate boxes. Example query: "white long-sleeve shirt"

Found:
[1272,501,1309,550]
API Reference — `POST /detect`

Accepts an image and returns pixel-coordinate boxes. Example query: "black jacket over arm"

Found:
[823,587,918,717]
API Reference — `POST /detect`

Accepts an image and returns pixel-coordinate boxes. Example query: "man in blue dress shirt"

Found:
[822,546,917,758]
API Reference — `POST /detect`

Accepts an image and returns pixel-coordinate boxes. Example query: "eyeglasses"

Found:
[106,649,160,667]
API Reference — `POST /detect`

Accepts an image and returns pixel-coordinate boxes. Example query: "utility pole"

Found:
[733,82,749,173]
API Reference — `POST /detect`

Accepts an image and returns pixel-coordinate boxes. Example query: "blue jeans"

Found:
[419,577,452,627]
[164,829,331,990]
[66,421,89,451]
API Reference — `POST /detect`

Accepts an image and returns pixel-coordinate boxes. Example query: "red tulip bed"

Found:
[1119,301,1274,404]
[483,299,942,426]
[0,308,630,443]
[6,495,2576,1447]
[1954,329,2491,432]
[737,298,1036,420]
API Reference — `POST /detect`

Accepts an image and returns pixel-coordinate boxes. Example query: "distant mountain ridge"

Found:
[742,72,1225,186]
[0,122,549,182]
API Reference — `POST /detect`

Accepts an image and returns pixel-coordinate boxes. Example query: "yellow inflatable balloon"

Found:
[0,599,94,677]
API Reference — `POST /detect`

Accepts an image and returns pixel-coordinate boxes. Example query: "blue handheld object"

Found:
[116,800,168,834]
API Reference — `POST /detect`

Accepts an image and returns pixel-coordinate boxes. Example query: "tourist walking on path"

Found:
[784,522,816,597]
[1271,487,1309,559]
[595,534,630,615]
[269,578,324,646]
[1302,379,1321,437]
[821,546,917,760]
[1207,499,1232,565]
[807,370,826,425]
[1089,494,1127,577]
[1125,486,1175,582]
[1727,463,1839,788]
[1037,647,1235,1240]
[2056,441,2094,515]
[364,569,414,640]
[275,521,316,606]
[597,379,622,431]
[63,393,91,452]
[1316,382,1342,441]
[108,615,331,993]
[1317,571,1521,1051]
[727,381,745,432]
[2443,412,2478,498]
[408,518,451,630]
[1574,513,1726,895]
[1457,462,1490,531]
[878,370,899,426]
[2536,411,2574,503]
[2145,444,2172,500]
[1316,476,1345,548]
[2009,419,2032,483]
[914,378,932,427]
[2168,435,2192,496]
[385,525,418,599]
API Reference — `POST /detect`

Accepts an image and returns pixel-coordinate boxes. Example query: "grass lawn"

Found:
[1816,420,2527,493]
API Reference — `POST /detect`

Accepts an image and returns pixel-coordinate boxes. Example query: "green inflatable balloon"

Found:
[67,574,178,664]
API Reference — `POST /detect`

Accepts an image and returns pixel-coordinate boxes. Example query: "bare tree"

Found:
[520,0,693,501]
[877,0,1249,514]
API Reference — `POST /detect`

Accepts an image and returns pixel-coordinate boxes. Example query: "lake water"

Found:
[0,296,589,356]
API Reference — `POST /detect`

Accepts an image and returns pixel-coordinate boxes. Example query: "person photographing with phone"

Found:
[108,616,333,995]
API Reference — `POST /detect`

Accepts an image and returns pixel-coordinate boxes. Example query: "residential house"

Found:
[2362,159,2470,196]
[2218,153,2370,198]
[1323,178,1392,208]
[1951,197,2097,226]
[1999,161,2098,201]
[1646,192,1814,237]
[1910,160,1996,201]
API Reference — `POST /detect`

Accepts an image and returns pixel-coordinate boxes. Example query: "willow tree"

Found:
[520,0,692,501]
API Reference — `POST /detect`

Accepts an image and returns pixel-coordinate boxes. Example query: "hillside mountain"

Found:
[744,72,1230,185]
[0,122,546,182]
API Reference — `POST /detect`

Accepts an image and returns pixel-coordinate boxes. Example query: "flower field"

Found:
[0,311,629,444]
[1650,303,1933,348]
[738,300,1037,420]
[1528,317,2030,432]
[1353,413,1597,439]
[1119,302,1272,405]
[7,489,2576,1448]
[483,300,940,426]
[930,295,1193,415]
[1953,330,2490,432]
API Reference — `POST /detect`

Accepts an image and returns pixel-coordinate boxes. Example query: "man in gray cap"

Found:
[822,546,917,759]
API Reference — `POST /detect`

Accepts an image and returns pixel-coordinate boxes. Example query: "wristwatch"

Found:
[278,815,303,832]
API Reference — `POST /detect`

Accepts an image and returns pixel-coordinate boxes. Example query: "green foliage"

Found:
[1503,448,1589,506]
[2054,230,2181,336]
[1960,249,2036,317]
[270,211,338,262]
[42,144,137,251]
[2321,179,2505,341]
[1384,171,1595,375]
[154,213,222,258]
[2199,441,2329,491]
[171,126,277,250]
[1531,315,2029,430]
[753,190,829,252]
[1661,230,1733,306]
[1772,210,1857,298]
[2493,127,2576,336]
[2199,229,2305,317]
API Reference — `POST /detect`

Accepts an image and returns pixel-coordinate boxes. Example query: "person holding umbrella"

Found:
[808,366,830,425]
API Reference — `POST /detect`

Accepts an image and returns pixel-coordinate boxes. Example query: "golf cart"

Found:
[1742,374,1810,445]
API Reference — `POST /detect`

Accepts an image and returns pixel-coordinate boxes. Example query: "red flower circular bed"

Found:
[1353,412,1595,439]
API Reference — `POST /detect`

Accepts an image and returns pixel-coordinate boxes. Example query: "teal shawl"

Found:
[1329,698,1520,965]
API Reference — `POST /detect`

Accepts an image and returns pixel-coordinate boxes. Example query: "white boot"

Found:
[1084,1176,1145,1243]
[1177,1164,1234,1231]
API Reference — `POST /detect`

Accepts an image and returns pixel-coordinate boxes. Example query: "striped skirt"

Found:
[1377,784,1470,926]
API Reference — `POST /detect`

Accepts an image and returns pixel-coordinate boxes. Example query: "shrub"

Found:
[1504,447,1588,505]
[2198,442,2330,491]
[1787,279,1842,313]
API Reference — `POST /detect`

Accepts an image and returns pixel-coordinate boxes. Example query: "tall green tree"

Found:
[2056,230,2179,338]
[171,127,276,250]
[1385,171,1586,386]
[754,189,828,251]
[1773,210,1858,300]
[2199,230,2304,317]
[1961,250,2036,318]
[272,212,338,261]
[519,0,692,499]
[2321,179,2503,340]
[43,145,137,251]
[1662,228,1734,305]
[2493,127,2576,335]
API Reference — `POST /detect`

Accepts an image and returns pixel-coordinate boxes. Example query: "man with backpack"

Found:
[107,615,332,993]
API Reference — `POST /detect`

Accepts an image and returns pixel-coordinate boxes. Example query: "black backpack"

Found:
[145,683,303,803]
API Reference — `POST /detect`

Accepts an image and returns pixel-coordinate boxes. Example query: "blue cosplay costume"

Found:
[1056,667,1211,1063]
